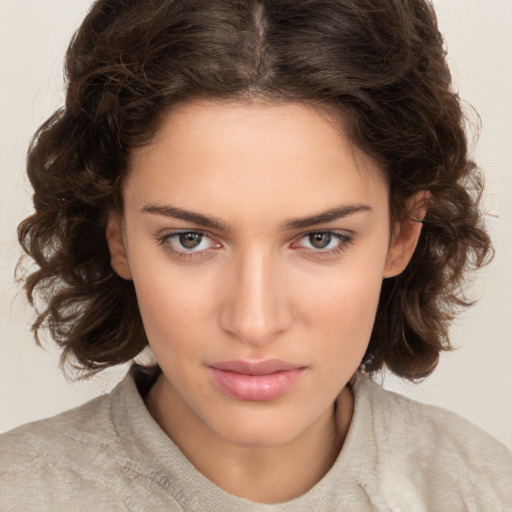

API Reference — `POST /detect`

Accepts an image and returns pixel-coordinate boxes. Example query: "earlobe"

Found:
[106,212,132,280]
[383,192,431,279]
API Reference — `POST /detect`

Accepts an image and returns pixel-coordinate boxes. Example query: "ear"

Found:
[383,191,431,279]
[106,212,132,280]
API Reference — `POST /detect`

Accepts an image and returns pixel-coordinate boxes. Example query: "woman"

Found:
[1,0,511,510]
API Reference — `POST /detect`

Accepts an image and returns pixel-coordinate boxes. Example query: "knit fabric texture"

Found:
[1,371,511,511]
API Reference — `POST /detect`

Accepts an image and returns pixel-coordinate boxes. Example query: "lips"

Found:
[208,359,305,401]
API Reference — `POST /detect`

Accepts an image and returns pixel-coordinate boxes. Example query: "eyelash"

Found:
[156,230,354,260]
[292,231,354,256]
[156,230,219,260]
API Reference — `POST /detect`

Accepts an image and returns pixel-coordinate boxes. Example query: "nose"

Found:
[218,249,292,347]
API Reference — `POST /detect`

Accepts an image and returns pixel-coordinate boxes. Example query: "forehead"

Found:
[124,100,389,223]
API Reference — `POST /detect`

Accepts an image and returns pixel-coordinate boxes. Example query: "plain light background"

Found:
[0,0,511,448]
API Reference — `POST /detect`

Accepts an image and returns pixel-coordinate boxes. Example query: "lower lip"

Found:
[209,368,304,401]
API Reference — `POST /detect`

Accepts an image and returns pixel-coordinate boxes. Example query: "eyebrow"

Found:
[283,204,372,230]
[141,204,228,230]
[141,203,372,231]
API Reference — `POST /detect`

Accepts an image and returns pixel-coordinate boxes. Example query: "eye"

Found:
[177,232,205,250]
[157,230,220,256]
[306,232,336,249]
[293,231,353,253]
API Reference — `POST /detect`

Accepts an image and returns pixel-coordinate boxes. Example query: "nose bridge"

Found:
[220,245,290,346]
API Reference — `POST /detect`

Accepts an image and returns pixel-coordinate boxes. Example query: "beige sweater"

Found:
[1,370,511,511]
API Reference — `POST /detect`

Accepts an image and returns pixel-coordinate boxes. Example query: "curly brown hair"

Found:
[18,0,492,380]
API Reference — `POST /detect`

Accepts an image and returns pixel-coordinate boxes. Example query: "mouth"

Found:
[208,359,306,401]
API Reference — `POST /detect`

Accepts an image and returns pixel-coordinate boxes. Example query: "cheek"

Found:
[301,251,384,321]
[298,258,384,359]
[319,286,381,347]
[129,259,218,356]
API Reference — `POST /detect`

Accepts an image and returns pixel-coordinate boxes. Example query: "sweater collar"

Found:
[110,368,378,510]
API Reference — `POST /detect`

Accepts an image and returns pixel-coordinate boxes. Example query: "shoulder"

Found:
[0,382,130,510]
[351,373,512,510]
[0,371,186,511]
[0,389,116,468]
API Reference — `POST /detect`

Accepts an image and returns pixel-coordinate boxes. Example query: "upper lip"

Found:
[209,359,304,375]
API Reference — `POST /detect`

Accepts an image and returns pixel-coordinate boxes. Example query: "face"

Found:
[109,100,420,448]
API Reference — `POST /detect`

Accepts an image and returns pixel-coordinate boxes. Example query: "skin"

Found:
[107,100,425,503]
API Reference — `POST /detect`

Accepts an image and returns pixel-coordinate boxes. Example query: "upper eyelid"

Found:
[158,229,210,240]
[291,230,354,249]
[158,228,229,244]
[157,228,353,238]
[157,231,219,258]
[156,230,203,246]
[294,229,354,240]
[156,229,353,247]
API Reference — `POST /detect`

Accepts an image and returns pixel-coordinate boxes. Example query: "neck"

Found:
[145,376,353,504]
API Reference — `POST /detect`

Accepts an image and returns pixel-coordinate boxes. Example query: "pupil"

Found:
[309,232,331,249]
[179,232,202,249]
